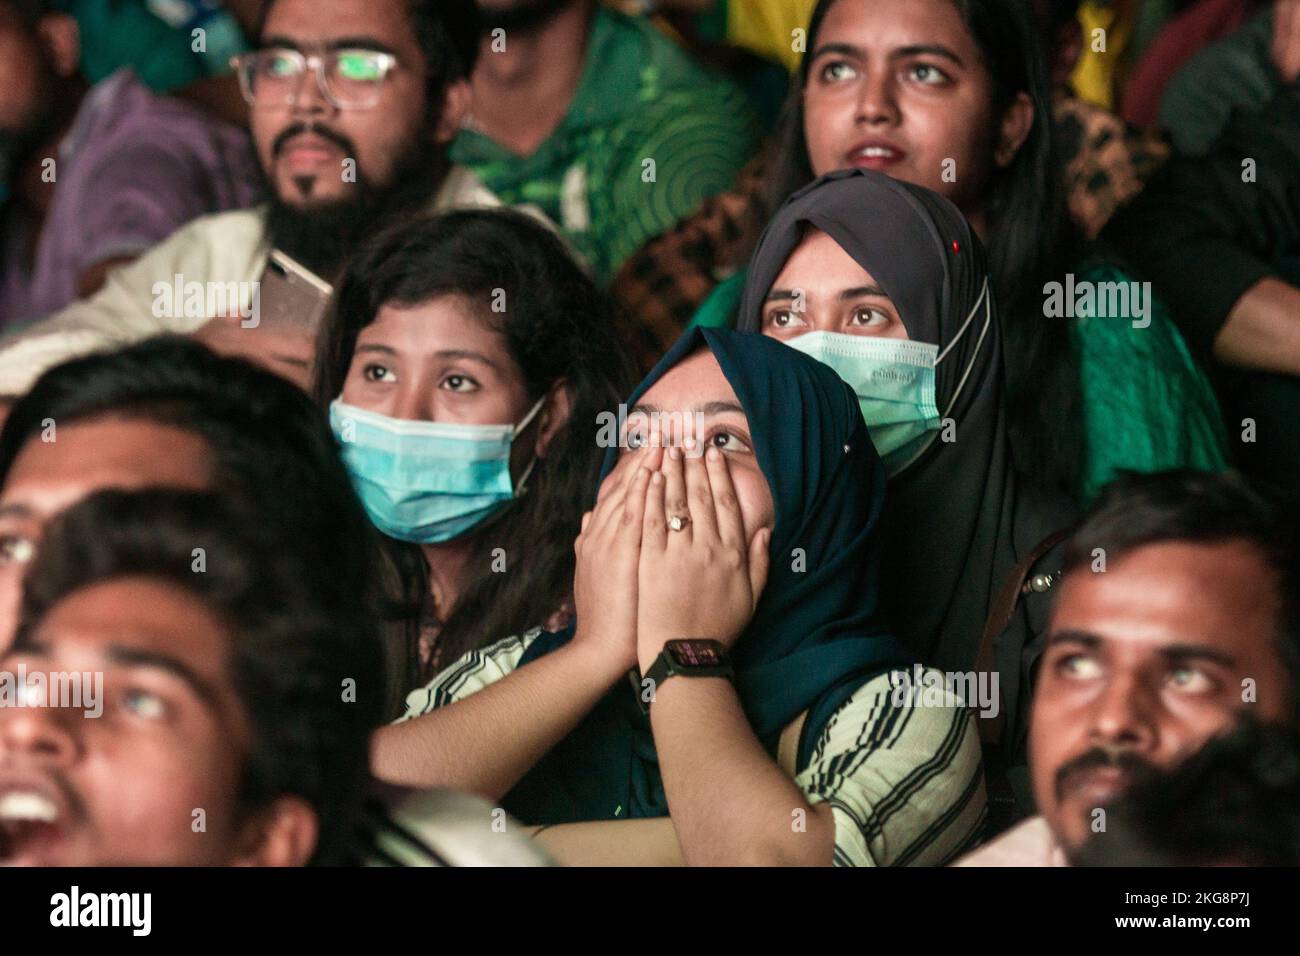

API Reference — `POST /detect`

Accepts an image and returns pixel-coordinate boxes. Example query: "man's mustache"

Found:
[271,122,356,160]
[1054,747,1158,802]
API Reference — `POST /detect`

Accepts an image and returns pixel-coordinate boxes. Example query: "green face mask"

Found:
[784,279,990,477]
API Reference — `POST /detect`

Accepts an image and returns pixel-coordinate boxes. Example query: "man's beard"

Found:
[265,128,447,280]
[475,0,577,35]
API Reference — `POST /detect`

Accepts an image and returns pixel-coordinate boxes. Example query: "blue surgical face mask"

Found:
[330,397,545,544]
[784,278,990,476]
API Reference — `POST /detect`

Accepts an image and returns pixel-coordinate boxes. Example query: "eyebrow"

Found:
[1045,630,1239,668]
[765,285,890,303]
[1045,630,1102,650]
[354,344,501,370]
[629,401,746,418]
[261,35,399,56]
[104,645,225,710]
[809,41,965,67]
[0,502,35,521]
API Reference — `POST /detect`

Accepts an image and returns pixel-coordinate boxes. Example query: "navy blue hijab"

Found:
[504,327,908,824]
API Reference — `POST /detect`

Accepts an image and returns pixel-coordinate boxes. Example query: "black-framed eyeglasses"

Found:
[232,47,399,110]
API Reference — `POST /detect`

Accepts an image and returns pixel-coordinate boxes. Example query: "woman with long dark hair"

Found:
[375,328,985,866]
[314,209,635,685]
[670,0,1229,502]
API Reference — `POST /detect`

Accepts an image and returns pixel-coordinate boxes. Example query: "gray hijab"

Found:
[736,169,1074,748]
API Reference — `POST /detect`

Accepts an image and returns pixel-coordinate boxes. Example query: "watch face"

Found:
[668,641,724,668]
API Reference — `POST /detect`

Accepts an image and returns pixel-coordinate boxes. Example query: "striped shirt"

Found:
[399,628,987,867]
[362,788,552,868]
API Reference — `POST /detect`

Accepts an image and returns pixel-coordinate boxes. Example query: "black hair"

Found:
[764,0,1080,497]
[1063,469,1300,725]
[1,0,53,26]
[15,488,385,866]
[315,209,636,673]
[0,337,406,712]
[1076,717,1300,866]
[257,0,479,109]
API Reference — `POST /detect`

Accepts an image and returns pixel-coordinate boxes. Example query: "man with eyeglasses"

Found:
[0,0,505,398]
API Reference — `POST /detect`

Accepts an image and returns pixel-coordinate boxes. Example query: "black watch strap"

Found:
[636,639,734,713]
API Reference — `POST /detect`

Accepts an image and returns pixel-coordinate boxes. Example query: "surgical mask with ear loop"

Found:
[784,277,992,476]
[329,396,546,544]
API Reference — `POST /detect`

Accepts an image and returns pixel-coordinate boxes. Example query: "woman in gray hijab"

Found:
[736,169,1075,809]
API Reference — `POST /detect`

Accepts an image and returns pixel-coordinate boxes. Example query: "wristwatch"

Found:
[636,640,734,713]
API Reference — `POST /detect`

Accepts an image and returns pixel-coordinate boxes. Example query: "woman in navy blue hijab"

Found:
[375,327,985,866]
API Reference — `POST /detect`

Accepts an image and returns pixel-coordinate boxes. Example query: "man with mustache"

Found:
[957,469,1299,866]
[0,0,495,396]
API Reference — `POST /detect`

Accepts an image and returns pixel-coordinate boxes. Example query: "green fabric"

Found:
[71,0,205,92]
[450,8,760,284]
[688,268,745,329]
[689,263,1229,504]
[692,0,729,43]
[1071,262,1229,503]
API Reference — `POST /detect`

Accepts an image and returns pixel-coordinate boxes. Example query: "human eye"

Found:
[849,306,891,329]
[439,374,479,393]
[1056,653,1102,681]
[363,364,396,384]
[707,428,752,454]
[765,309,807,331]
[1166,666,1215,695]
[261,49,302,78]
[819,58,857,83]
[0,533,36,567]
[620,418,650,453]
[906,61,951,86]
[120,687,170,722]
[333,49,387,83]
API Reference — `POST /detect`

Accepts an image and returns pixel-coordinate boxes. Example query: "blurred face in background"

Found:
[251,0,450,208]
[0,5,78,193]
[0,419,212,650]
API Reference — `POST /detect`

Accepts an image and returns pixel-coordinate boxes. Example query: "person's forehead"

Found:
[1051,539,1281,658]
[26,578,232,681]
[2,420,212,521]
[775,229,877,288]
[639,351,739,408]
[263,0,416,50]
[362,298,508,354]
[817,0,977,53]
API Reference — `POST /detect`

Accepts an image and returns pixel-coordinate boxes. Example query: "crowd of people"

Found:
[0,0,1296,867]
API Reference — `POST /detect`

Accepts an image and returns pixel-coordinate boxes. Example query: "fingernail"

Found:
[706,446,720,462]
[652,472,663,485]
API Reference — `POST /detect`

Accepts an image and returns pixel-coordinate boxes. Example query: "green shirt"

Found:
[451,8,761,284]
[687,263,1229,503]
[1070,262,1228,502]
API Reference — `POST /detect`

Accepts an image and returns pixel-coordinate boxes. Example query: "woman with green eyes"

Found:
[313,209,635,688]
